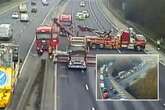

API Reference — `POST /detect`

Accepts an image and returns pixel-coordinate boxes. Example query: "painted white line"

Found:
[91,107,95,110]
[19,3,58,77]
[160,61,165,66]
[117,49,121,54]
[54,63,57,110]
[85,84,89,90]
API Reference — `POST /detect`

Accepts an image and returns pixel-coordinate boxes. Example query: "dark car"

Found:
[31,0,36,5]
[31,7,37,13]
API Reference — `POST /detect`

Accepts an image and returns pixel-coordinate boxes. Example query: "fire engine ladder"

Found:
[53,18,75,37]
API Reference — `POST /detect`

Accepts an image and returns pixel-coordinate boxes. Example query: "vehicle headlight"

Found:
[37,47,40,50]
[69,61,72,65]
[83,61,86,66]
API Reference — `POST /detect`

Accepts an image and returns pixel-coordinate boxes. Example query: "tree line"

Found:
[107,0,165,39]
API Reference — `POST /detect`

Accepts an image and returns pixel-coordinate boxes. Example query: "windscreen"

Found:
[36,33,51,40]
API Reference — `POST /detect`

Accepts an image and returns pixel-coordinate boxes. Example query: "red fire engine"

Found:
[86,28,146,51]
[35,24,59,58]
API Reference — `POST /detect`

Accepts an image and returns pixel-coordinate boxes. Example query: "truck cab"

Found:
[68,37,87,69]
[35,25,59,56]
[120,28,146,51]
[19,3,27,13]
[59,14,72,26]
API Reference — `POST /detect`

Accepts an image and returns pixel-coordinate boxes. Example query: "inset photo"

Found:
[96,54,159,101]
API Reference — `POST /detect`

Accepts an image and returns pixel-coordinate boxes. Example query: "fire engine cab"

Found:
[35,25,59,57]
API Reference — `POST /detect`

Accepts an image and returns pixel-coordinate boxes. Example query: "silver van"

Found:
[0,24,13,40]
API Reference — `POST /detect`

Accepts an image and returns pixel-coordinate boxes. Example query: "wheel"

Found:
[137,46,142,51]
[99,44,104,49]
[91,43,96,49]
[135,45,142,51]
[37,51,43,56]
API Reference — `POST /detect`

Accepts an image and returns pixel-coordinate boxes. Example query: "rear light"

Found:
[42,40,46,43]
[53,40,56,42]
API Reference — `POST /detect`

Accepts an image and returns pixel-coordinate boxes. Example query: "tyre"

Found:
[136,46,142,51]
[91,43,96,49]
[99,44,104,49]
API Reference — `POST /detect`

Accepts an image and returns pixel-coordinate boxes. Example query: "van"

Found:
[0,24,13,40]
[20,13,29,22]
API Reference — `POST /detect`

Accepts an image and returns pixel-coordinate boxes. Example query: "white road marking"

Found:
[117,49,121,54]
[85,84,89,90]
[91,107,95,110]
[54,63,57,110]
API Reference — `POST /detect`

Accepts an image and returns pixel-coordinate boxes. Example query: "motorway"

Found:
[57,0,165,110]
[0,0,164,109]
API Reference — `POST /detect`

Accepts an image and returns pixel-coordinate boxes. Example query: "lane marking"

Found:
[117,49,121,54]
[91,107,95,110]
[54,63,57,110]
[85,84,89,90]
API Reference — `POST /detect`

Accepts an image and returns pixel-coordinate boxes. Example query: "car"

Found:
[99,74,104,80]
[11,12,19,19]
[75,12,86,20]
[0,24,13,40]
[82,10,89,18]
[80,1,85,7]
[20,13,29,22]
[31,0,36,5]
[31,7,37,13]
[102,88,109,99]
[100,81,104,89]
[42,0,48,6]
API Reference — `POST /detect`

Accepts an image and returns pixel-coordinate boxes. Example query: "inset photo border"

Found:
[96,54,159,101]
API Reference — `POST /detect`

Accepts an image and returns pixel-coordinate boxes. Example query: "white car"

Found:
[80,1,85,7]
[42,0,48,6]
[99,74,104,80]
[75,12,86,20]
[82,10,89,18]
[12,12,19,19]
[20,13,29,22]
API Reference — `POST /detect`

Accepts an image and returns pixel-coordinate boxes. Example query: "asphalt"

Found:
[57,0,165,110]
